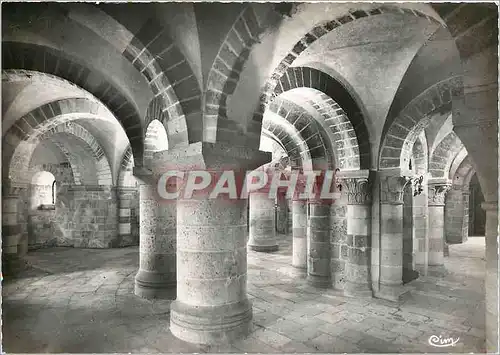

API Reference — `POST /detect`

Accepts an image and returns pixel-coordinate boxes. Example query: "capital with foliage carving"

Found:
[380,175,411,205]
[428,183,451,206]
[342,177,372,205]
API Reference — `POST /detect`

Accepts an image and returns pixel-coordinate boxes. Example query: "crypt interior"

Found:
[1,2,498,353]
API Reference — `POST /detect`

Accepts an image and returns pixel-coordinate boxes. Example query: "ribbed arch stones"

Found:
[379,75,464,170]
[2,97,113,183]
[429,131,464,179]
[9,122,113,186]
[264,96,330,170]
[118,146,136,188]
[266,67,371,170]
[2,41,145,167]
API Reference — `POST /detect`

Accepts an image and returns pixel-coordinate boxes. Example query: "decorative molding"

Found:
[342,177,372,205]
[380,175,411,205]
[428,183,452,206]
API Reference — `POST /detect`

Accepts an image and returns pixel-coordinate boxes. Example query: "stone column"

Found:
[134,167,176,299]
[163,142,270,345]
[377,173,410,301]
[116,187,136,247]
[276,189,288,234]
[413,175,429,275]
[338,170,373,297]
[427,181,451,267]
[461,189,470,242]
[292,198,307,269]
[483,201,498,353]
[307,199,332,288]
[444,185,469,246]
[2,183,24,277]
[248,188,278,252]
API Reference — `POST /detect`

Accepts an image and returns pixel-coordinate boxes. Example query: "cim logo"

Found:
[428,335,460,348]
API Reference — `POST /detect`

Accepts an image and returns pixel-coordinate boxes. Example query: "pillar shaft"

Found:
[117,187,136,247]
[248,191,278,252]
[161,142,270,345]
[2,190,23,276]
[427,182,451,266]
[413,179,429,275]
[340,173,373,297]
[483,202,498,353]
[377,174,409,301]
[307,201,331,288]
[276,190,288,234]
[292,199,307,269]
[134,170,176,299]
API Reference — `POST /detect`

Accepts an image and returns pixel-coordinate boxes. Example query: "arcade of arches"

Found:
[1,2,498,353]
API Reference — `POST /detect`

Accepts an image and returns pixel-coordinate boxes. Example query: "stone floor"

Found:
[2,235,486,353]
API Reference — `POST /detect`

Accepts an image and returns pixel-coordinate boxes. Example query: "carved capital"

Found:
[428,183,451,206]
[342,177,372,205]
[380,175,410,205]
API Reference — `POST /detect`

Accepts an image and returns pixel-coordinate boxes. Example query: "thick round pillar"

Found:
[340,173,373,297]
[483,202,498,353]
[134,175,176,300]
[165,142,271,345]
[307,201,331,288]
[427,182,451,266]
[248,191,278,252]
[377,174,409,301]
[292,199,307,269]
[2,192,22,276]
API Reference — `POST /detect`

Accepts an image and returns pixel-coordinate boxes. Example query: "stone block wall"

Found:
[445,187,469,244]
[330,193,347,290]
[26,185,129,249]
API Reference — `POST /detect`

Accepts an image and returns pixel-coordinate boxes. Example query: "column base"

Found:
[374,284,410,302]
[170,299,253,345]
[343,281,373,298]
[307,274,331,288]
[134,270,176,300]
[248,244,278,252]
[402,268,420,284]
[1,255,29,280]
[426,265,448,278]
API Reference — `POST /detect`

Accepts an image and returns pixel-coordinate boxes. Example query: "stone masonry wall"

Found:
[445,186,469,244]
[27,185,127,249]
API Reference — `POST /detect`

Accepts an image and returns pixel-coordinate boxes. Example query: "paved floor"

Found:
[2,236,486,353]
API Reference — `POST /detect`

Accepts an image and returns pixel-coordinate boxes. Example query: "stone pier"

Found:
[307,199,332,288]
[376,173,409,301]
[483,201,498,353]
[427,180,451,267]
[134,167,176,299]
[338,170,373,297]
[2,185,23,277]
[161,142,270,345]
[292,199,307,270]
[413,174,429,275]
[248,184,278,252]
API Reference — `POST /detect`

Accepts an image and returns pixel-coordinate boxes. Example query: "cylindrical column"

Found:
[134,177,176,299]
[377,174,408,301]
[413,177,429,275]
[292,199,307,269]
[427,182,451,266]
[2,192,22,277]
[168,143,270,345]
[117,187,134,246]
[248,191,278,252]
[276,189,288,234]
[341,174,373,297]
[483,202,498,353]
[307,200,331,288]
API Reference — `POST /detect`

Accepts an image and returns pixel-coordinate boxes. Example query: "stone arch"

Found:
[379,75,463,170]
[265,96,330,170]
[120,16,201,146]
[10,123,112,186]
[3,97,114,183]
[2,41,145,167]
[117,146,136,188]
[143,119,169,170]
[203,4,269,143]
[264,67,371,170]
[429,131,464,179]
[411,131,428,175]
